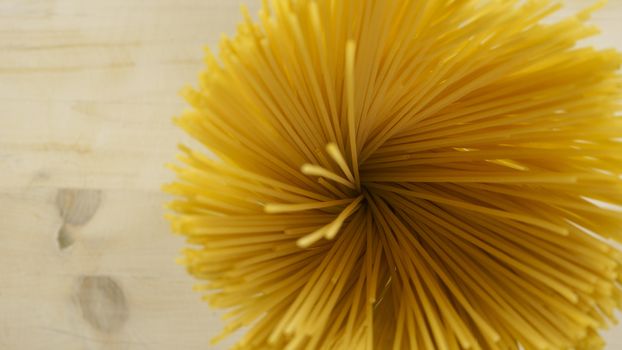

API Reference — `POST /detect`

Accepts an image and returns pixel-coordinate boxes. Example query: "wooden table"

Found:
[1,0,621,349]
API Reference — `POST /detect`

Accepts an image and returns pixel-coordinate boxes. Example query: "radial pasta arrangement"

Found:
[165,0,622,349]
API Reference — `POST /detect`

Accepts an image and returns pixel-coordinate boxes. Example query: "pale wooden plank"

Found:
[0,0,258,349]
[0,0,260,191]
[0,187,243,350]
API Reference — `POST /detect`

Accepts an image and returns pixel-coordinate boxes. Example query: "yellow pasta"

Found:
[165,0,622,349]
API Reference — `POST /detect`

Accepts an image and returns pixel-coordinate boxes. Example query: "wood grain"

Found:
[0,0,621,349]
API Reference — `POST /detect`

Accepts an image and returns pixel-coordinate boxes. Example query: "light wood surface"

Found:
[1,1,621,349]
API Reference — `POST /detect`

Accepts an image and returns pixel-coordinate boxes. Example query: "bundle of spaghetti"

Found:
[165,0,622,349]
